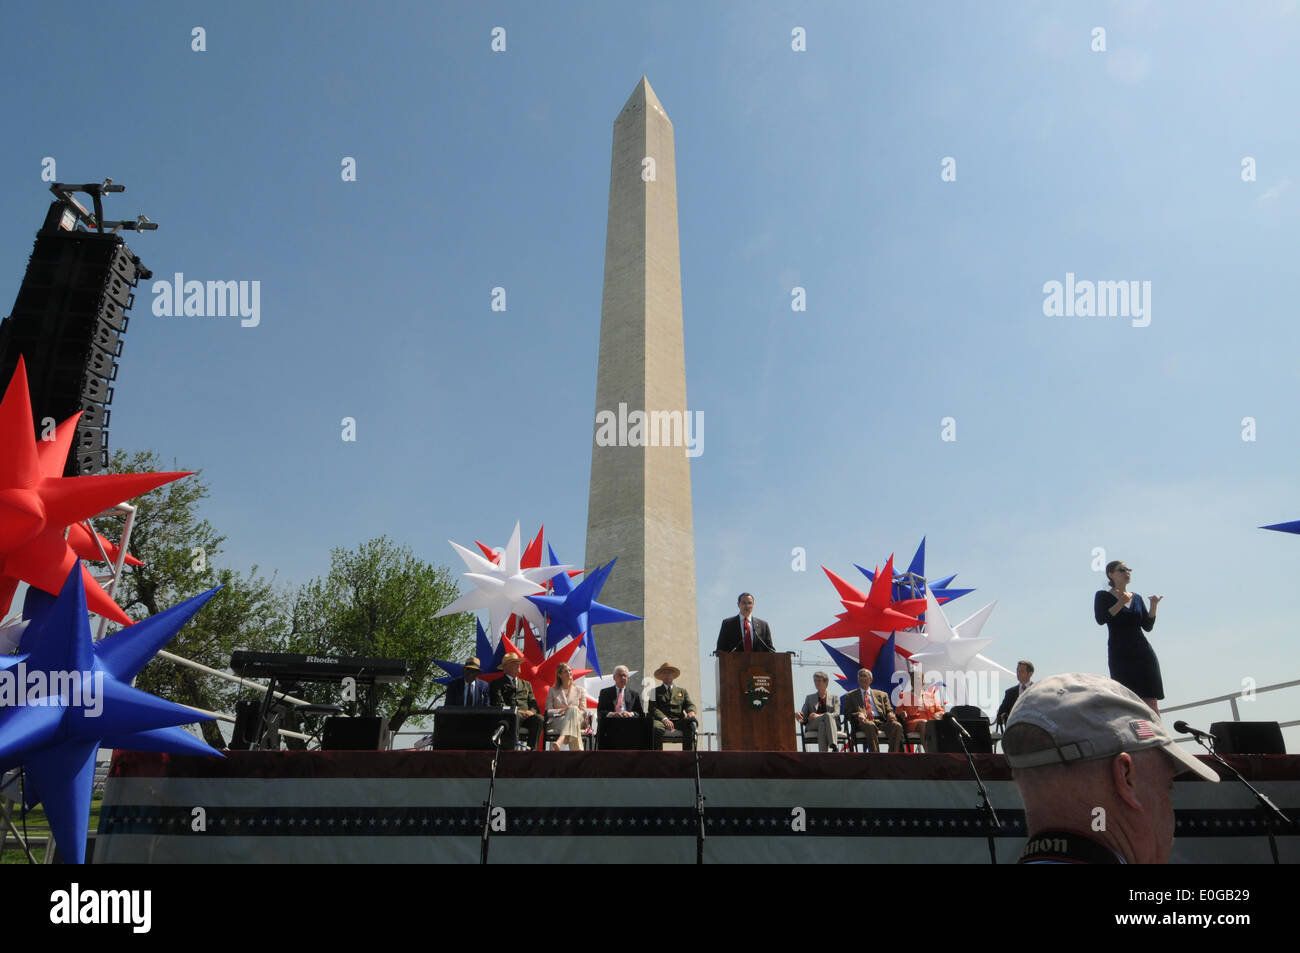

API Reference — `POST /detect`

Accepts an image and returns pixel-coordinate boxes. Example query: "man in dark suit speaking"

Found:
[715,592,774,653]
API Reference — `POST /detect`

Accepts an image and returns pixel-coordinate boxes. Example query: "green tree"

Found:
[286,537,473,737]
[102,450,287,748]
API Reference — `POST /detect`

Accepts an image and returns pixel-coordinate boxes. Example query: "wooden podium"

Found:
[716,651,796,751]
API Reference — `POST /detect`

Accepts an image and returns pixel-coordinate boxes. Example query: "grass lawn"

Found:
[1,794,104,864]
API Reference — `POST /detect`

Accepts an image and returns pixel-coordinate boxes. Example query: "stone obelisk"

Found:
[585,77,700,704]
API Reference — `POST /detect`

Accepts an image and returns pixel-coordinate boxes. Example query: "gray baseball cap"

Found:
[1005,673,1219,782]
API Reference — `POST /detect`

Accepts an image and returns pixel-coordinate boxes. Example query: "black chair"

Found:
[798,716,847,751]
[844,712,905,753]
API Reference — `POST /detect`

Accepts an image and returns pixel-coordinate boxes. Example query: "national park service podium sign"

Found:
[716,652,796,751]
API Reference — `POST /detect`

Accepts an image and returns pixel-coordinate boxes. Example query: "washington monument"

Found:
[585,77,700,703]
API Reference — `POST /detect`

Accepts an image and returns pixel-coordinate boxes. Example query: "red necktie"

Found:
[744,618,753,652]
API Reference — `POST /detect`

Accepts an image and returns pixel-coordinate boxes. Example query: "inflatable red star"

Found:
[476,525,582,592]
[0,357,191,624]
[67,523,144,568]
[34,415,143,569]
[499,629,591,708]
[805,555,927,663]
[477,525,546,569]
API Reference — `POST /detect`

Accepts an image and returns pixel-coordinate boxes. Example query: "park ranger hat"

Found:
[654,662,681,681]
[1005,673,1219,781]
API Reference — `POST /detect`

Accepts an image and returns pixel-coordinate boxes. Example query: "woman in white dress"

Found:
[545,662,588,751]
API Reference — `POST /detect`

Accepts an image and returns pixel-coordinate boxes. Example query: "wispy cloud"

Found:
[1256,178,1293,206]
[1106,48,1153,85]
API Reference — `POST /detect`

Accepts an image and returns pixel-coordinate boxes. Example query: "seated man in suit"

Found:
[444,656,489,707]
[596,665,651,749]
[649,662,697,750]
[715,592,775,653]
[488,653,543,750]
[796,671,841,751]
[843,667,905,753]
[995,660,1035,729]
[597,665,643,720]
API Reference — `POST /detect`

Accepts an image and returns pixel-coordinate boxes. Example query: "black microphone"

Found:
[1173,720,1217,742]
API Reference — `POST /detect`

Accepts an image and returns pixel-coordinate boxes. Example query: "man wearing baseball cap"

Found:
[1003,673,1219,864]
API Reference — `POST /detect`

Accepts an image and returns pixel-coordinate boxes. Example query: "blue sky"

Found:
[2,1,1298,744]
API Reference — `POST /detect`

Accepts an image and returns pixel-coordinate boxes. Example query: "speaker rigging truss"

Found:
[0,178,159,474]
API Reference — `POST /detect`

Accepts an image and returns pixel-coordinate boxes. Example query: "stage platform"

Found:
[94,749,1300,863]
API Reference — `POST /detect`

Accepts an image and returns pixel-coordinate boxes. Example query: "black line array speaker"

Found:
[1209,721,1285,755]
[0,218,149,475]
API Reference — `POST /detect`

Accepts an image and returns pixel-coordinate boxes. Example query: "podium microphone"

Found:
[491,722,507,746]
[1172,721,1217,743]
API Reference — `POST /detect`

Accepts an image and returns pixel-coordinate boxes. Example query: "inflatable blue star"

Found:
[818,640,862,692]
[871,633,899,694]
[1261,520,1300,535]
[819,634,902,696]
[525,544,640,677]
[858,537,974,613]
[0,567,223,863]
[433,618,506,685]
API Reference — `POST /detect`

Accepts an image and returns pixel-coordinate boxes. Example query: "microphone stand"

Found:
[693,744,707,865]
[1189,735,1291,865]
[948,715,1001,864]
[480,721,507,865]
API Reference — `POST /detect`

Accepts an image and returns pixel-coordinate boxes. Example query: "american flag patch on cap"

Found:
[1130,720,1156,740]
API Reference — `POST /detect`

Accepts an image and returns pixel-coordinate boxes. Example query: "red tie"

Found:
[744,618,753,652]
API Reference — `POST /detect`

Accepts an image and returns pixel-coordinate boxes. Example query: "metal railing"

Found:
[1162,677,1300,744]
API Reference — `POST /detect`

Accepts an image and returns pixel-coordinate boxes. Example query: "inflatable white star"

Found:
[902,589,1009,674]
[435,522,573,640]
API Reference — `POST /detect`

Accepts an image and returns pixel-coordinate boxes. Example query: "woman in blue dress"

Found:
[1094,559,1164,713]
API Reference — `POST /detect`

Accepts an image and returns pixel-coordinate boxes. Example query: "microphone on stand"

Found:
[1172,721,1217,743]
